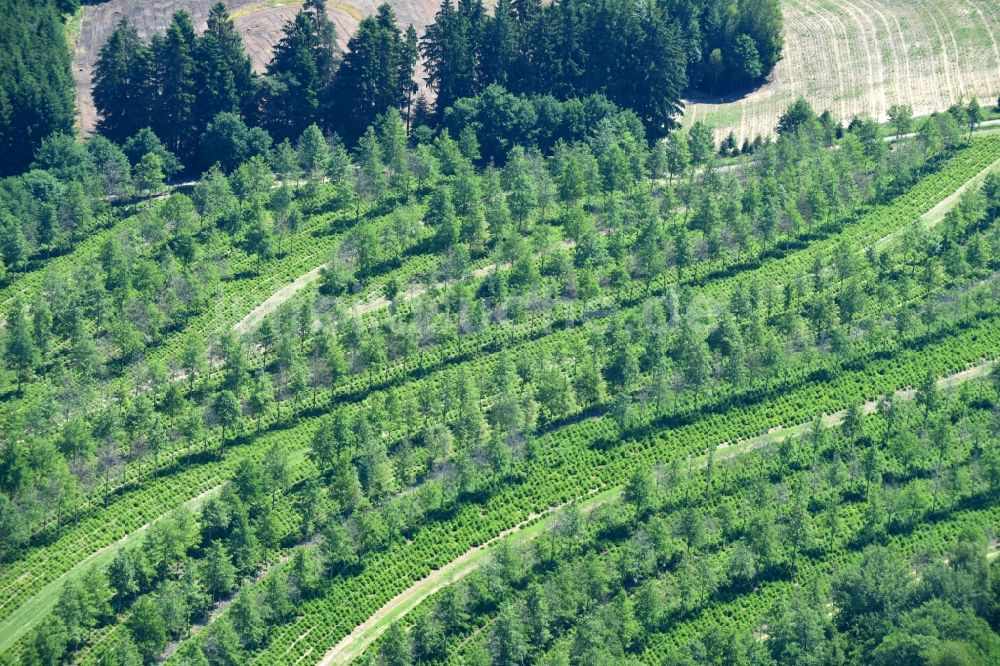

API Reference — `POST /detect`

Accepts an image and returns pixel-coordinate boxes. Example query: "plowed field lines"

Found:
[686,0,1000,142]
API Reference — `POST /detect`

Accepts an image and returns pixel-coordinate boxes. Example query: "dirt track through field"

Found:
[687,0,1000,142]
[315,510,552,666]
[920,154,1000,226]
[233,263,325,334]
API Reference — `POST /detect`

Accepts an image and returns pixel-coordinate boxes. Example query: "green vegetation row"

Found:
[0,130,988,624]
[362,381,1000,665]
[164,161,1000,660]
[9,135,992,660]
[172,284,1000,664]
[218,313,1000,665]
[1,100,984,548]
[3,80,995,659]
[0,126,988,652]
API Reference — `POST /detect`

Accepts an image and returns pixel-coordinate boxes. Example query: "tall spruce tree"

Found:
[512,0,542,24]
[479,0,520,88]
[628,5,687,135]
[266,0,339,140]
[458,0,487,62]
[551,0,587,97]
[193,3,255,137]
[0,0,75,176]
[153,12,198,158]
[93,19,154,145]
[421,0,480,114]
[328,4,416,142]
[401,25,420,128]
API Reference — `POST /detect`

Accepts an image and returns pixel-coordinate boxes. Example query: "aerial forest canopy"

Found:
[0,0,783,179]
[89,0,783,164]
[12,0,1000,666]
[0,0,76,177]
[421,0,784,129]
[0,72,995,662]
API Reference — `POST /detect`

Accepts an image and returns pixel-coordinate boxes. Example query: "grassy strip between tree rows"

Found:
[1,137,997,647]
[196,309,1000,664]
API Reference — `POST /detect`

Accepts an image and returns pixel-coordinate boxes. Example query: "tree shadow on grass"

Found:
[684,71,779,107]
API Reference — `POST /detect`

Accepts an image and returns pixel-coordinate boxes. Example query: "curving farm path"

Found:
[320,359,996,665]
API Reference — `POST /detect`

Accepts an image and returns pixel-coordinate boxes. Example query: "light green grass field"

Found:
[685,0,1000,141]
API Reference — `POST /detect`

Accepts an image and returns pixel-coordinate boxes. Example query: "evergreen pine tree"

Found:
[328,4,414,142]
[266,0,339,139]
[421,0,480,114]
[552,0,587,97]
[400,26,420,128]
[93,19,154,144]
[479,0,520,88]
[0,0,75,176]
[5,300,37,392]
[153,11,198,158]
[193,3,255,141]
[630,7,687,136]
[512,0,542,24]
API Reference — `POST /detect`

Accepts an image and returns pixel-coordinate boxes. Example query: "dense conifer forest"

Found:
[0,0,77,177]
[89,0,782,158]
[1,1,1000,665]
